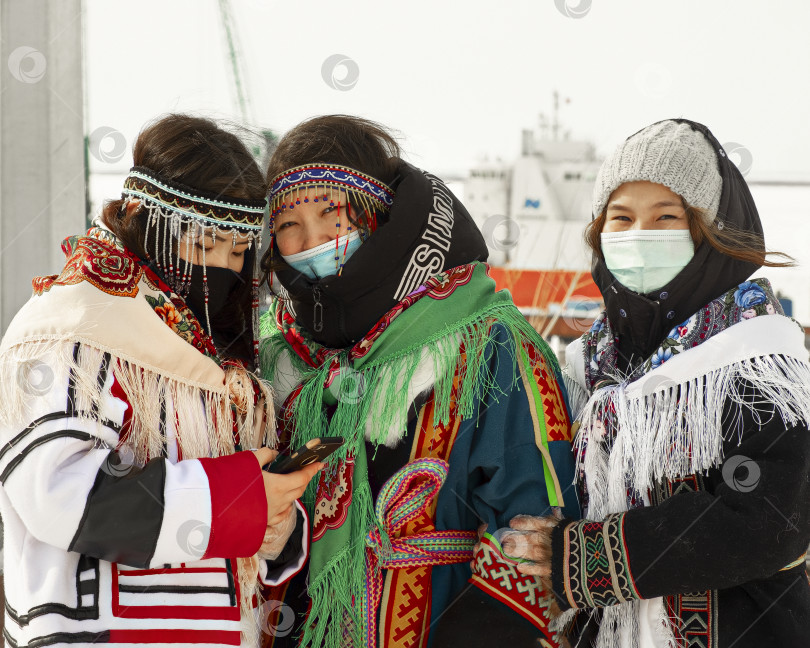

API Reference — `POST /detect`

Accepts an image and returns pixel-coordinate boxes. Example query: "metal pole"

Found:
[0,0,86,335]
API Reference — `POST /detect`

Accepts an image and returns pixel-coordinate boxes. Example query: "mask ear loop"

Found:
[338,197,353,277]
[333,184,342,275]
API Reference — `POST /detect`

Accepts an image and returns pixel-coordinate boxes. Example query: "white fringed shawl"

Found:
[558,315,810,647]
[0,273,276,644]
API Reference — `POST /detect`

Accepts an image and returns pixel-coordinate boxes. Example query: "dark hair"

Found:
[100,114,267,366]
[261,114,401,277]
[585,201,796,268]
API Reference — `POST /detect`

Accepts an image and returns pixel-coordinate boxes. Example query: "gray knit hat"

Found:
[592,120,722,222]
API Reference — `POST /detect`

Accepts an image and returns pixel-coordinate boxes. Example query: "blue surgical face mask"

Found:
[281,231,363,280]
[600,229,695,294]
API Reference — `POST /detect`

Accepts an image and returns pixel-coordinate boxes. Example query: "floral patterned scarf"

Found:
[582,278,783,393]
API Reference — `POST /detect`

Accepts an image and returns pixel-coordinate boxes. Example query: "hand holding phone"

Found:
[252,447,323,525]
[264,437,345,474]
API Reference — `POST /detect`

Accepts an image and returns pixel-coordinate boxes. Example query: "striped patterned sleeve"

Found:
[1,344,267,568]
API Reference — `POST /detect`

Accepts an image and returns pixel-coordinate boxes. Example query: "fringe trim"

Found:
[599,603,639,648]
[550,607,577,637]
[361,337,459,448]
[562,365,589,421]
[0,338,277,640]
[224,363,277,450]
[551,602,680,648]
[652,597,682,648]
[262,303,563,647]
[578,354,810,519]
[571,353,810,648]
[267,303,560,455]
[299,479,377,648]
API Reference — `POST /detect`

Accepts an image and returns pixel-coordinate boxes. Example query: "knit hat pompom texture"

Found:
[592,120,722,222]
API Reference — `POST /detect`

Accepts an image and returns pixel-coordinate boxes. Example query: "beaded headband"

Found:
[267,163,395,221]
[266,164,395,283]
[122,166,267,232]
[121,166,266,362]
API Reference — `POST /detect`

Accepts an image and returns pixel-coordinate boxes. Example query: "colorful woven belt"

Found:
[363,458,476,647]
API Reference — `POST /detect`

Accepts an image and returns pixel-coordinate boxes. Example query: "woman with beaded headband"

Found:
[257,114,580,648]
[0,114,323,647]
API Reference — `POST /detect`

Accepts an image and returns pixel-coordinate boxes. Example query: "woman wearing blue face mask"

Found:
[498,119,810,648]
[257,115,581,648]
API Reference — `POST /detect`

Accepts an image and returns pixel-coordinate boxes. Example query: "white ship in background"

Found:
[461,93,810,351]
[462,93,605,349]
[465,94,600,268]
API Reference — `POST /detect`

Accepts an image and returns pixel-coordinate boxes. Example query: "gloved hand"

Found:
[257,504,298,561]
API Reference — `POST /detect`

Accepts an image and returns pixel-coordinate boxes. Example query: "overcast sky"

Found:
[85,0,810,182]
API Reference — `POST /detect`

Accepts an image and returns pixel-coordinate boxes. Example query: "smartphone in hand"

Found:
[264,437,344,474]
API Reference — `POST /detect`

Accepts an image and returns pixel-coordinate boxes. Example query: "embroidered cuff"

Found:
[557,513,641,609]
[469,533,558,642]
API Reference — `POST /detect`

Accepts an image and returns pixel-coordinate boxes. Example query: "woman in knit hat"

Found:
[498,119,810,647]
[257,114,580,647]
[0,114,322,647]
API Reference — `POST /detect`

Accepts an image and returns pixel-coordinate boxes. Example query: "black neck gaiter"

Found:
[273,160,490,348]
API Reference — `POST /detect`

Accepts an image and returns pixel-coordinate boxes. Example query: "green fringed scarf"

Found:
[259,262,565,647]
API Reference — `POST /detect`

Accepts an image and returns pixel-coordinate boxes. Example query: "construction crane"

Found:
[216,0,278,166]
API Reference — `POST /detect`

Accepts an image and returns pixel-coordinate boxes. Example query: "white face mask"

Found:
[600,229,695,294]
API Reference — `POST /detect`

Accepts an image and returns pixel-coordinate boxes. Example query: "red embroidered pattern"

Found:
[666,590,718,648]
[377,368,466,648]
[32,236,142,298]
[311,455,355,542]
[356,264,476,360]
[33,229,218,360]
[470,535,559,645]
[562,513,639,609]
[523,342,572,443]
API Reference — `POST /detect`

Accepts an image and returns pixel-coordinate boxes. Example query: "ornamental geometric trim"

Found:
[563,513,640,609]
[268,164,395,216]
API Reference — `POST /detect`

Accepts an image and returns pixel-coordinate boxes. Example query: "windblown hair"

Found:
[585,201,796,268]
[100,114,267,366]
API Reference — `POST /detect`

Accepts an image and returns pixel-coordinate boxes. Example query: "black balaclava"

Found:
[272,160,489,348]
[591,119,765,371]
